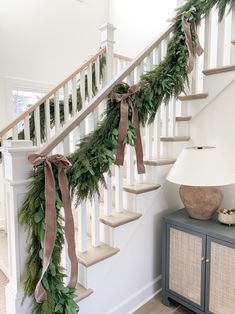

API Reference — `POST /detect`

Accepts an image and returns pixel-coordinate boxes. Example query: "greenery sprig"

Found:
[19,1,235,313]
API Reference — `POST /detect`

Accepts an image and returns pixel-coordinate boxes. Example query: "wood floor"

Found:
[134,294,194,314]
[0,270,8,314]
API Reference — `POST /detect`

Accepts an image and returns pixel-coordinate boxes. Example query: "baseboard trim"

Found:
[107,275,162,314]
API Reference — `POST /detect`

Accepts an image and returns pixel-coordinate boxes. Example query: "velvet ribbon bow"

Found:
[28,154,78,303]
[113,85,145,174]
[182,16,204,73]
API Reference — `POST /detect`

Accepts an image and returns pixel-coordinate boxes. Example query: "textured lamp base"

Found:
[179,185,223,220]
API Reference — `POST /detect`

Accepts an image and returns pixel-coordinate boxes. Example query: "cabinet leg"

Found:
[162,293,171,307]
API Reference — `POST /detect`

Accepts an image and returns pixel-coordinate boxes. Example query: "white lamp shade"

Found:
[167,146,235,186]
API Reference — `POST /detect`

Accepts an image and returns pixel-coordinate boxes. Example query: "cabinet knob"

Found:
[206,258,210,263]
[201,257,205,262]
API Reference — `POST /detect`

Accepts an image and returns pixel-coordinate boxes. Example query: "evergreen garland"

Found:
[19,1,235,313]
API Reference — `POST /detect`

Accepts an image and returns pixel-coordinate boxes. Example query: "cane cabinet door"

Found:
[167,225,206,310]
[207,238,235,314]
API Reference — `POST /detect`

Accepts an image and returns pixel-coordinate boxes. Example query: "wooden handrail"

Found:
[114,53,133,62]
[39,25,174,156]
[0,47,106,138]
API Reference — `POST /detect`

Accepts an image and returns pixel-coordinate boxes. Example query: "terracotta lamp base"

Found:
[179,185,223,220]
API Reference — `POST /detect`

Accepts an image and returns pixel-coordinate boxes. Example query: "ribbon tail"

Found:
[58,168,78,289]
[115,98,129,166]
[192,21,204,56]
[35,161,57,303]
[134,129,145,174]
[115,143,126,166]
[182,17,194,74]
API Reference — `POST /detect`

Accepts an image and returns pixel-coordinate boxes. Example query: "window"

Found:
[12,89,45,116]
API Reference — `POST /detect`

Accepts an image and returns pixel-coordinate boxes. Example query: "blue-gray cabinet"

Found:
[162,209,235,314]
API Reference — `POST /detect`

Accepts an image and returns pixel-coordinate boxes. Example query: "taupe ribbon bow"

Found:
[182,16,204,73]
[28,154,78,303]
[113,85,145,174]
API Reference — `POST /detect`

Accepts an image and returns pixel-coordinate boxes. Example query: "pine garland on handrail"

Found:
[18,1,235,313]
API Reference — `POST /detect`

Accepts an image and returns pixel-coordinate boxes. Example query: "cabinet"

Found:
[162,209,235,314]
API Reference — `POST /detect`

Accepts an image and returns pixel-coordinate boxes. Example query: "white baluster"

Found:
[93,59,99,124]
[104,173,112,216]
[162,35,170,58]
[146,51,154,71]
[155,105,162,159]
[136,61,144,80]
[12,126,18,140]
[171,98,176,137]
[64,83,69,124]
[114,58,118,76]
[80,69,86,106]
[217,15,226,66]
[78,70,86,143]
[54,91,60,132]
[204,13,212,70]
[155,44,162,65]
[87,63,93,101]
[126,72,135,185]
[91,193,100,247]
[72,76,77,116]
[34,106,41,146]
[95,57,100,91]
[63,83,70,155]
[78,200,87,253]
[146,123,153,160]
[24,115,30,140]
[145,52,154,164]
[45,99,51,141]
[230,5,235,64]
[115,165,123,213]
[163,103,169,136]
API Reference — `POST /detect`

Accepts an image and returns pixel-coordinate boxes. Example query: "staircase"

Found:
[0,4,235,313]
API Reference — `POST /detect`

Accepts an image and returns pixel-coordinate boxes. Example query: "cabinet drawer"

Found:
[206,237,235,314]
[166,224,206,310]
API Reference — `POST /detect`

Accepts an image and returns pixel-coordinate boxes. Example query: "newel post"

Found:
[100,22,116,82]
[1,140,38,314]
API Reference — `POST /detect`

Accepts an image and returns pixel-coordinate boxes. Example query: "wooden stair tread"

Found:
[78,239,119,267]
[100,209,142,228]
[176,116,192,122]
[144,158,176,166]
[178,93,208,101]
[123,183,161,194]
[160,136,190,142]
[75,283,93,302]
[203,65,235,76]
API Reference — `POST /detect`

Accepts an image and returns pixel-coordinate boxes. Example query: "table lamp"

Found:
[167,146,235,220]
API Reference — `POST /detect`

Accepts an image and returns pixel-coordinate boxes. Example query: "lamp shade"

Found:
[167,146,235,186]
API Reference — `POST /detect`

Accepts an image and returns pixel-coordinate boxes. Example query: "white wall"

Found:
[190,79,235,208]
[109,0,177,58]
[0,0,109,127]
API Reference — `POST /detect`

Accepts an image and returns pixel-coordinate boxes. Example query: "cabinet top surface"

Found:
[164,208,235,242]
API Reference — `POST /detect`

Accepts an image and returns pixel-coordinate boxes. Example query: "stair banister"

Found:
[0,47,106,140]
[38,25,174,156]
